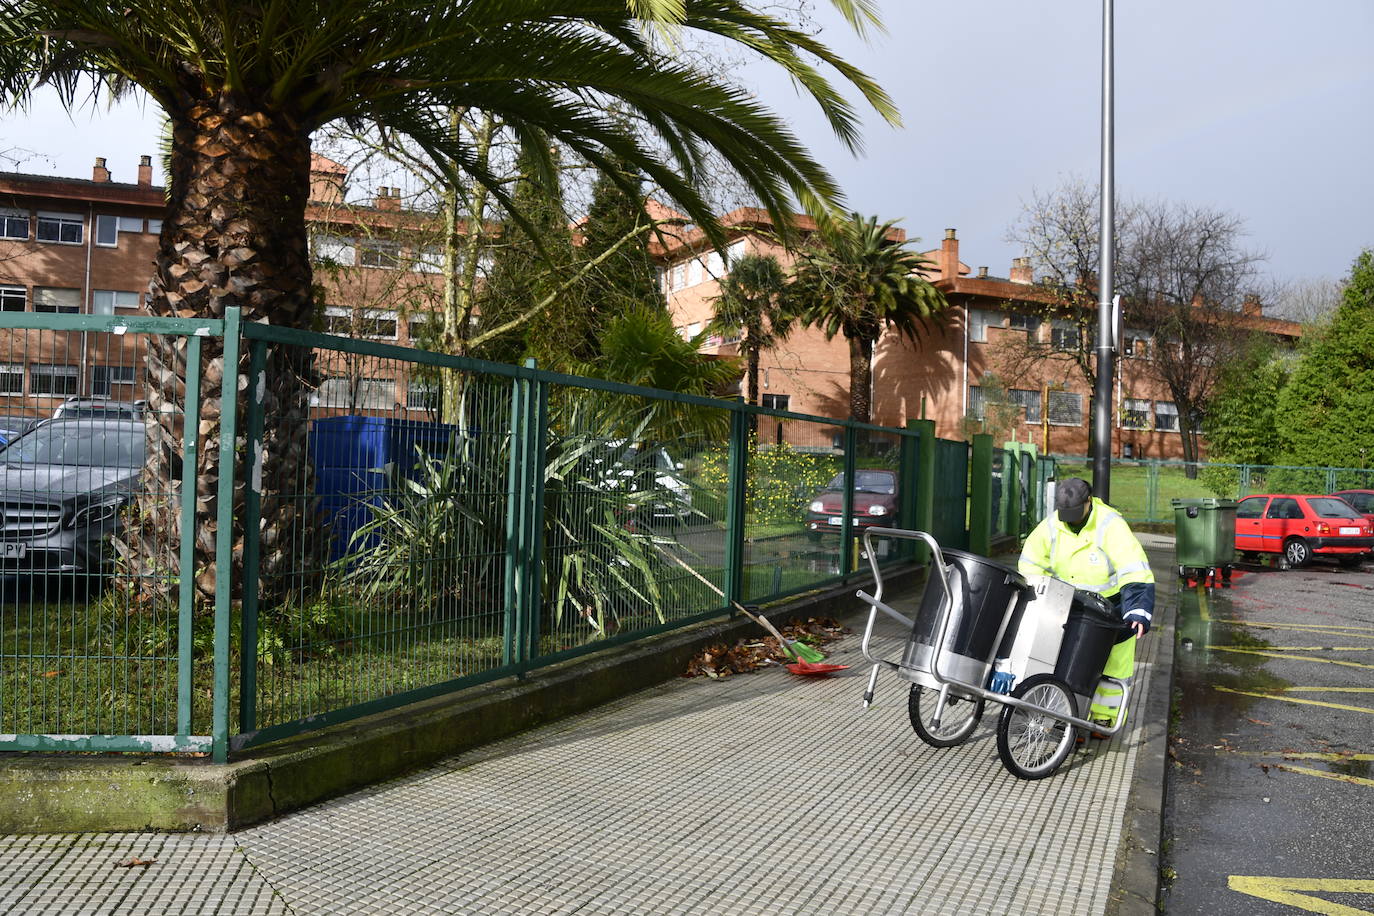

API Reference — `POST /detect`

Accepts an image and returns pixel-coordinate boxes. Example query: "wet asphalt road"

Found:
[1162,556,1374,914]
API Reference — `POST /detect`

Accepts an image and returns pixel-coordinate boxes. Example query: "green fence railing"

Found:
[0,308,1002,761]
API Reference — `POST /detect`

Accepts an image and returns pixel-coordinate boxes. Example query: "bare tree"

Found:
[1267,276,1344,325]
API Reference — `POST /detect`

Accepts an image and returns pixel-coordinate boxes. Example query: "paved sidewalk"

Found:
[0,544,1177,915]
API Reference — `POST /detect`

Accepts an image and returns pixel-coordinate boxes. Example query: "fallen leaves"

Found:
[116,858,155,868]
[683,617,848,679]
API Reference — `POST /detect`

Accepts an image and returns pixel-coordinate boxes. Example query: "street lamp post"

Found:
[1092,0,1116,501]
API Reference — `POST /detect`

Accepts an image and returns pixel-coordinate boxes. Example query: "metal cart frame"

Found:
[854,527,1131,779]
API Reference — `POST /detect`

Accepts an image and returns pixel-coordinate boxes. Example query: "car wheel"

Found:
[1282,537,1311,569]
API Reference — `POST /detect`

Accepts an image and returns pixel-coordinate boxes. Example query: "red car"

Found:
[804,469,898,539]
[1234,494,1373,568]
[1333,489,1374,523]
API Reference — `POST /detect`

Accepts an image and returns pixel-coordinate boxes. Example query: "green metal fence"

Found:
[1051,456,1374,525]
[2,309,993,761]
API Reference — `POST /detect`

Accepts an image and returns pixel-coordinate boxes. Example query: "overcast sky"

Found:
[2,0,1369,288]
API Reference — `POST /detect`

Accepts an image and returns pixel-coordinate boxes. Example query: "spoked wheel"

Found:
[908,684,985,748]
[996,674,1079,780]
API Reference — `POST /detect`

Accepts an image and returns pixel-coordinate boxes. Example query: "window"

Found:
[30,364,79,396]
[669,262,688,292]
[311,234,356,266]
[687,258,703,286]
[761,394,790,412]
[1266,498,1300,521]
[358,239,400,269]
[311,377,396,410]
[1154,401,1179,432]
[1122,329,1150,359]
[146,218,163,235]
[1121,398,1150,429]
[95,214,144,246]
[0,363,23,394]
[1235,497,1265,520]
[92,365,137,397]
[413,246,445,273]
[1050,320,1080,351]
[1047,390,1083,426]
[36,212,83,244]
[705,250,724,278]
[0,286,25,312]
[33,287,81,313]
[0,208,28,240]
[1008,312,1041,334]
[727,239,747,267]
[406,382,439,411]
[968,308,1002,343]
[323,306,398,339]
[1008,388,1042,422]
[91,290,141,314]
[967,385,986,419]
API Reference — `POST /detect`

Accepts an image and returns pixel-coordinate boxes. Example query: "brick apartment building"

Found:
[1,155,1303,457]
[658,213,1304,460]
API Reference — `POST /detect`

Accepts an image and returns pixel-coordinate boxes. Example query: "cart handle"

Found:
[855,528,953,684]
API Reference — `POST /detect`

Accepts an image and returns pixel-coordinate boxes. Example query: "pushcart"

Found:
[855,527,1131,780]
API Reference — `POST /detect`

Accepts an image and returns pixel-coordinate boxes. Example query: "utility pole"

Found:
[1092,0,1116,501]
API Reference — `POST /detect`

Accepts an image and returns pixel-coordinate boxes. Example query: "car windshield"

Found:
[825,471,895,494]
[1339,492,1374,512]
[1307,497,1362,520]
[0,424,145,468]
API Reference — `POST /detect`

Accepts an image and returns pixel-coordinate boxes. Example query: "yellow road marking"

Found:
[1229,876,1374,915]
[1216,686,1374,714]
[1281,687,1374,693]
[1236,622,1374,635]
[1274,764,1374,787]
[1253,646,1373,652]
[1207,646,1374,670]
[1197,584,1210,621]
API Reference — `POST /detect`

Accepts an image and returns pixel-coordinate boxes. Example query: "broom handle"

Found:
[656,546,792,645]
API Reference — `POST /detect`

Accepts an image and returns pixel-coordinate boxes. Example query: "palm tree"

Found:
[785,213,949,424]
[707,253,791,420]
[0,1,898,607]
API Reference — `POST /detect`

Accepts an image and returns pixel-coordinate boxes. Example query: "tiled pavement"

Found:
[0,543,1175,915]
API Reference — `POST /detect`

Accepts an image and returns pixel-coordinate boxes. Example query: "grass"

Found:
[1053,459,1219,524]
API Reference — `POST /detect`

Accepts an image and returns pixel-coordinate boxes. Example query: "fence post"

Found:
[211,306,242,764]
[522,368,549,663]
[175,334,203,738]
[906,419,935,564]
[840,424,858,574]
[1005,447,1022,541]
[503,358,541,669]
[238,337,268,735]
[1147,460,1160,522]
[969,433,993,557]
[722,401,749,610]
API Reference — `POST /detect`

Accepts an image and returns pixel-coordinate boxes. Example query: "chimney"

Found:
[137,155,153,187]
[92,157,110,183]
[1191,292,1205,309]
[1242,294,1263,318]
[1010,257,1033,284]
[976,266,989,279]
[375,186,401,210]
[939,228,959,280]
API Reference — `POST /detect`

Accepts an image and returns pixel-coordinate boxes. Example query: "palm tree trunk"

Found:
[848,335,873,424]
[129,92,321,611]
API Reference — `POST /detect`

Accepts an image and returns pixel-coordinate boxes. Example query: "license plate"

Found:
[1,542,26,559]
[827,517,843,526]
[1340,527,1361,535]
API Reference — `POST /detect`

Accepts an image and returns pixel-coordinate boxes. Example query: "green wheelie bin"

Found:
[1172,497,1238,582]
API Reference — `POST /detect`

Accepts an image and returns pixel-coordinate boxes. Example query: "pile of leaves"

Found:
[683,616,849,679]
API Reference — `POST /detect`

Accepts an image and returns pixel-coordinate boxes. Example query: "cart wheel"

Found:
[908,684,985,747]
[995,674,1079,780]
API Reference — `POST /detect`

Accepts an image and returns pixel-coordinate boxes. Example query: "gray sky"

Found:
[2,0,1369,288]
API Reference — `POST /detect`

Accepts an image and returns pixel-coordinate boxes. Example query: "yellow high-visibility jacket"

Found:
[1018,497,1154,599]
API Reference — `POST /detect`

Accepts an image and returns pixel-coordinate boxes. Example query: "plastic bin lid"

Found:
[1170,497,1237,508]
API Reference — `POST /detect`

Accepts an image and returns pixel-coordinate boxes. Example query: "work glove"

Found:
[1124,610,1152,637]
[988,659,1015,694]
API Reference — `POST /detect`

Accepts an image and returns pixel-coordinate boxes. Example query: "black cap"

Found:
[1056,477,1092,524]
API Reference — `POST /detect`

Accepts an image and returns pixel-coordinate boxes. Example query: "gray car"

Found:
[0,418,146,586]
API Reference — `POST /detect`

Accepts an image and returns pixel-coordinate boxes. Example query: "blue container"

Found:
[310,415,459,560]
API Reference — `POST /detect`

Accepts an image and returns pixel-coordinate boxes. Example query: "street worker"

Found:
[1008,476,1155,735]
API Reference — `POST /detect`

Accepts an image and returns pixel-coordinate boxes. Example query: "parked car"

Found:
[1333,489,1374,523]
[0,415,37,447]
[1233,493,1373,568]
[50,398,146,420]
[804,469,899,539]
[0,418,145,587]
[601,441,694,526]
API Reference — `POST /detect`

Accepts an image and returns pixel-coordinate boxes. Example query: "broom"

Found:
[656,547,828,664]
